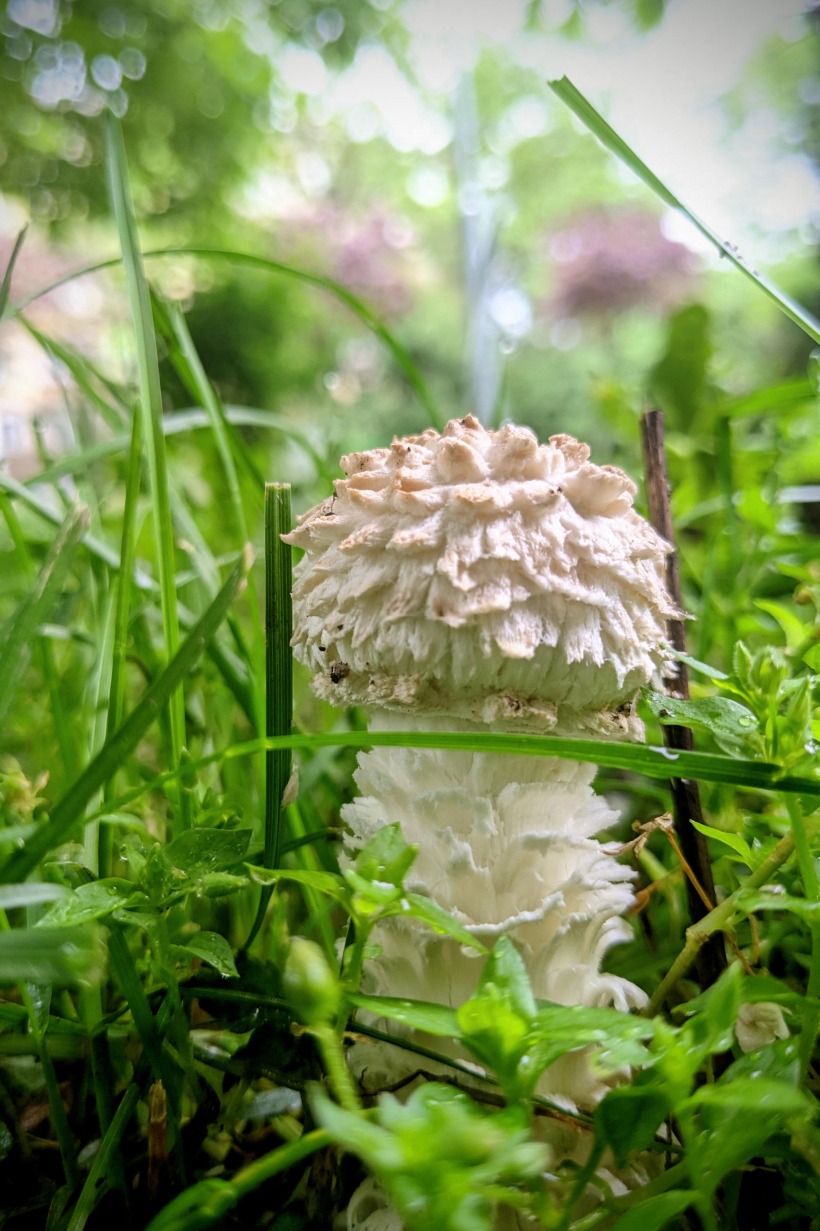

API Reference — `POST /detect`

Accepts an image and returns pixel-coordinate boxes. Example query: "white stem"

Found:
[343,713,645,1109]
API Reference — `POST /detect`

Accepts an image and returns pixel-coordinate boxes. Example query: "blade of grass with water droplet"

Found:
[548,76,820,346]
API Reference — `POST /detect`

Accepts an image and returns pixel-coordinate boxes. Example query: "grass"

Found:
[0,114,818,1231]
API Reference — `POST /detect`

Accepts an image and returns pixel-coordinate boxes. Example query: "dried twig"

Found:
[640,408,728,989]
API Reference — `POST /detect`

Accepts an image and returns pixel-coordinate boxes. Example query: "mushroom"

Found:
[286,415,675,1108]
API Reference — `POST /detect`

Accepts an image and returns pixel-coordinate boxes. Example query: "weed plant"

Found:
[0,99,818,1231]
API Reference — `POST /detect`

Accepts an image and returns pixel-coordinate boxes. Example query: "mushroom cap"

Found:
[285,416,676,734]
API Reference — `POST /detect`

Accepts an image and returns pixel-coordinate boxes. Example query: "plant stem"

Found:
[313,1023,361,1112]
[645,829,796,1015]
[641,408,726,990]
[785,795,820,1079]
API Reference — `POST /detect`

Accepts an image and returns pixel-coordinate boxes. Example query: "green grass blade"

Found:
[21,317,130,429]
[719,378,816,420]
[0,546,253,883]
[548,76,820,345]
[65,1082,141,1231]
[245,484,293,949]
[0,225,27,319]
[264,484,293,873]
[107,407,143,746]
[12,248,444,430]
[144,1129,332,1231]
[0,470,255,723]
[0,503,88,732]
[105,113,189,829]
[23,405,334,490]
[0,492,83,783]
[92,729,819,832]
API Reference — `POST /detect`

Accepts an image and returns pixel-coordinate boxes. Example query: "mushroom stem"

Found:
[342,712,644,1108]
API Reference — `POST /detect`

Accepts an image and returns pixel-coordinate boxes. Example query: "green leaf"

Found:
[176,931,239,979]
[754,600,809,653]
[687,1077,812,1117]
[690,820,753,866]
[349,993,460,1038]
[247,864,349,905]
[399,894,487,952]
[609,1191,692,1231]
[163,828,252,880]
[595,1086,670,1168]
[353,824,418,889]
[803,644,820,672]
[644,691,761,757]
[697,963,743,1054]
[477,936,536,1023]
[37,879,145,926]
[0,926,105,986]
[548,77,820,345]
[735,889,820,921]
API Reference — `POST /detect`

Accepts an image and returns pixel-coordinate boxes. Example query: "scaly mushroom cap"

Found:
[286,416,676,735]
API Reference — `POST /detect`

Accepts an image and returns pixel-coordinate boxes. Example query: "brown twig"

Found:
[640,408,728,989]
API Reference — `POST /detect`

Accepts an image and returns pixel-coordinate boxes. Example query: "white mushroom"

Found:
[286,416,675,1113]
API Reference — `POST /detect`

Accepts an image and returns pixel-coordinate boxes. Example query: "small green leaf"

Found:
[687,1077,811,1117]
[609,1191,692,1231]
[595,1085,670,1168]
[644,691,761,757]
[397,894,486,952]
[176,931,238,978]
[163,828,252,879]
[248,864,348,905]
[735,889,820,921]
[690,820,753,866]
[477,936,536,1023]
[803,644,820,672]
[353,824,417,888]
[754,600,809,652]
[350,992,460,1038]
[38,878,146,927]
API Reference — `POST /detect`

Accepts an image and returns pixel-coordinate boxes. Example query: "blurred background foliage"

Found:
[1,0,818,750]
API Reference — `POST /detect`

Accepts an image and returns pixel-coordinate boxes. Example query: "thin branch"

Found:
[640,408,728,989]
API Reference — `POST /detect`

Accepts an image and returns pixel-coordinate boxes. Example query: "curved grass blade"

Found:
[0,225,27,320]
[105,113,189,829]
[144,1129,332,1231]
[65,1082,141,1231]
[0,503,88,731]
[88,729,819,834]
[0,470,254,721]
[22,404,334,489]
[548,76,820,346]
[0,546,253,884]
[12,249,444,430]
